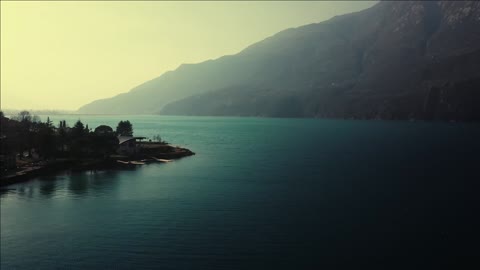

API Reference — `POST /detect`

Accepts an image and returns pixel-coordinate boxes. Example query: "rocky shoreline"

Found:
[0,143,195,187]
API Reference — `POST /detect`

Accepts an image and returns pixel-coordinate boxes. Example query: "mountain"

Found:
[78,1,480,121]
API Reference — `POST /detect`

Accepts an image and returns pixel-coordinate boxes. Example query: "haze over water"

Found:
[1,115,479,269]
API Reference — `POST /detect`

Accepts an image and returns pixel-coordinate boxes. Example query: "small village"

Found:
[0,111,195,187]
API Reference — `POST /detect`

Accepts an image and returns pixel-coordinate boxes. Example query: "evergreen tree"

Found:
[72,120,85,137]
[46,117,53,128]
[116,120,133,136]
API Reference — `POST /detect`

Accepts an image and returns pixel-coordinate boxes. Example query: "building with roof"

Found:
[117,136,146,156]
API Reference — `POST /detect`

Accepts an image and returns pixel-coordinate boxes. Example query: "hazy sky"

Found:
[1,1,376,110]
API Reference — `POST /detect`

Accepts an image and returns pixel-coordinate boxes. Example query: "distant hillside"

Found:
[78,1,480,121]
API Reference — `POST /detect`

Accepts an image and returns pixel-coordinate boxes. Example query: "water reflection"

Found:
[67,169,128,196]
[39,179,57,198]
[1,167,141,200]
[17,185,35,199]
[68,172,89,196]
[0,187,16,197]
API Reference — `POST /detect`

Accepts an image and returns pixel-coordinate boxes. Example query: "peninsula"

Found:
[0,111,195,187]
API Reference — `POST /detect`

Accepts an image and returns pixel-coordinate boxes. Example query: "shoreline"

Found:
[0,144,195,187]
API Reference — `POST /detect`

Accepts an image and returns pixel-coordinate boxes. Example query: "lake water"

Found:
[1,116,479,269]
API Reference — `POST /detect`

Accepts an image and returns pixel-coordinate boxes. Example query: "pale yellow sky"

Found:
[1,1,376,110]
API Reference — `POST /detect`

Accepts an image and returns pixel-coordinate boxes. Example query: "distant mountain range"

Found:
[78,1,480,121]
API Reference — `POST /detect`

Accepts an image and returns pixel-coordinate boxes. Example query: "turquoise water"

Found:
[1,116,479,269]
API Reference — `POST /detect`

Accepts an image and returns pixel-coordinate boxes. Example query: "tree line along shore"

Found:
[0,111,195,187]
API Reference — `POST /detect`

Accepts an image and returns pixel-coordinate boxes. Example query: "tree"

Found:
[17,111,32,123]
[116,120,133,136]
[94,125,113,135]
[36,120,56,158]
[72,120,85,137]
[90,132,118,158]
[58,120,67,130]
[69,120,87,157]
[11,111,33,155]
[46,117,53,128]
[57,120,69,155]
[153,134,163,143]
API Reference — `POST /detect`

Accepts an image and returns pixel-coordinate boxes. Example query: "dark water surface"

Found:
[1,116,479,269]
